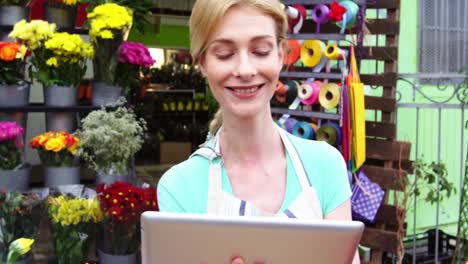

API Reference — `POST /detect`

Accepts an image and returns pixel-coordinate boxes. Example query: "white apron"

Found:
[192,125,323,219]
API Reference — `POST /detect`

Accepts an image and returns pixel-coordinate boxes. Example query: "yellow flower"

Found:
[7,238,34,263]
[46,57,58,67]
[99,30,113,39]
[61,0,80,5]
[44,137,65,152]
[9,20,56,50]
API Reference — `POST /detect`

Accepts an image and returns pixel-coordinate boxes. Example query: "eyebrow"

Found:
[208,35,275,46]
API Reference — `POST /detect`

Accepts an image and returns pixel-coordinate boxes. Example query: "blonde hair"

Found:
[190,0,288,134]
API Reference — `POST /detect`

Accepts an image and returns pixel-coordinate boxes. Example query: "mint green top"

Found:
[157,132,351,216]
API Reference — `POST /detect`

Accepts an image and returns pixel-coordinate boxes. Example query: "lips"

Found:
[226,83,265,94]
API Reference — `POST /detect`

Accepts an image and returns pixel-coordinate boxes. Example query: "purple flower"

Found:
[0,122,24,146]
[119,41,155,67]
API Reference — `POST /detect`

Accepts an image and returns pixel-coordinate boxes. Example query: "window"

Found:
[419,0,468,74]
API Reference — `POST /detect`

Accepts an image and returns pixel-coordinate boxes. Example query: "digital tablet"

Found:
[141,212,364,264]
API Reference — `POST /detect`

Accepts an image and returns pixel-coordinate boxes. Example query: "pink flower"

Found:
[0,122,24,142]
[118,41,155,67]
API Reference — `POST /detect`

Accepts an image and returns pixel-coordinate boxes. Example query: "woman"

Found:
[157,0,359,263]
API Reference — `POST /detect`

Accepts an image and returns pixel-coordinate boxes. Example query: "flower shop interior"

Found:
[0,0,467,263]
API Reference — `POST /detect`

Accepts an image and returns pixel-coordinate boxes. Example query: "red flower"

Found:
[329,1,347,22]
[64,134,76,147]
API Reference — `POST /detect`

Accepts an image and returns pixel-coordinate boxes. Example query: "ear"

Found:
[277,39,286,72]
[198,56,208,77]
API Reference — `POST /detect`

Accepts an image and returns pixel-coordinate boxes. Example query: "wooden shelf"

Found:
[0,103,100,112]
[287,33,346,41]
[279,71,343,79]
[271,107,340,120]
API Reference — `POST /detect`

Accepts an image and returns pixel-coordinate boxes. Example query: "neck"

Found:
[219,108,283,164]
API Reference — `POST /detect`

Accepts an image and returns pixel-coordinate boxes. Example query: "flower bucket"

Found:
[0,82,30,107]
[44,85,78,132]
[43,166,80,187]
[91,82,122,107]
[0,6,29,26]
[97,249,137,264]
[96,170,128,185]
[43,5,77,30]
[0,165,30,192]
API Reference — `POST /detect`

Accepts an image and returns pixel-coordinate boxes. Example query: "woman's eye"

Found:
[253,50,271,57]
[215,53,234,60]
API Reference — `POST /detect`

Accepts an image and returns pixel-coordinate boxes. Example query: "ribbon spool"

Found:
[309,122,318,133]
[336,0,359,29]
[292,121,315,140]
[319,83,341,109]
[275,119,286,130]
[284,39,301,65]
[324,43,346,60]
[299,80,321,105]
[286,4,307,33]
[316,122,342,146]
[282,80,300,105]
[311,4,330,33]
[275,81,287,103]
[284,118,298,133]
[300,40,326,67]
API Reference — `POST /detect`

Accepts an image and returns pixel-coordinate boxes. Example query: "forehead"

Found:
[208,5,277,44]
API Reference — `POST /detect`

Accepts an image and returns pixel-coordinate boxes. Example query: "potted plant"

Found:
[44,0,81,29]
[86,3,132,106]
[47,193,102,264]
[0,122,30,192]
[29,131,81,187]
[76,99,146,184]
[0,41,30,109]
[0,190,44,263]
[0,0,30,27]
[115,41,154,96]
[95,181,157,263]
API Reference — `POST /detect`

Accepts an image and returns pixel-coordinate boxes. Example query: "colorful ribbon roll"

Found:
[316,122,342,146]
[300,40,326,67]
[282,80,300,105]
[286,4,307,33]
[336,0,359,30]
[324,43,346,60]
[284,118,298,133]
[319,83,341,109]
[275,81,287,103]
[311,4,330,33]
[292,121,315,140]
[284,39,301,65]
[309,122,318,133]
[299,80,321,105]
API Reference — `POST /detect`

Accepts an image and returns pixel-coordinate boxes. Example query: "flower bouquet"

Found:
[87,3,132,89]
[47,192,102,264]
[76,99,146,184]
[0,122,24,170]
[30,131,79,167]
[0,190,44,262]
[8,20,56,51]
[30,131,81,186]
[115,41,154,95]
[0,42,28,86]
[96,181,157,259]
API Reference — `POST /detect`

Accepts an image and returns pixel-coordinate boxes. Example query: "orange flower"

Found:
[0,42,22,62]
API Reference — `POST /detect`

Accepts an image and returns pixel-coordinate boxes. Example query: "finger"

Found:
[231,256,245,264]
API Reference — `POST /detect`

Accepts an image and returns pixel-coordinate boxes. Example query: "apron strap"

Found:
[276,125,312,189]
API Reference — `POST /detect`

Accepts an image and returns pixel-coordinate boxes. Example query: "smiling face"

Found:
[199,4,285,121]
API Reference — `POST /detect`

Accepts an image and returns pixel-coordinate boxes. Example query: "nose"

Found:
[234,52,257,80]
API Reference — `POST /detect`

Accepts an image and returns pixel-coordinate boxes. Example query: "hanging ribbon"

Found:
[311,4,330,33]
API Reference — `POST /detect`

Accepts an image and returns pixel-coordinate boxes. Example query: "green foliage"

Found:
[114,62,140,95]
[76,98,147,174]
[0,191,44,255]
[411,158,456,205]
[37,149,76,167]
[0,59,24,85]
[0,140,22,170]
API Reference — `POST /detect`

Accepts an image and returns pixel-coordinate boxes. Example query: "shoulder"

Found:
[156,154,210,213]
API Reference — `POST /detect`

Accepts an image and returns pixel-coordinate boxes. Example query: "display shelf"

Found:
[287,33,346,41]
[0,25,88,35]
[0,103,100,113]
[279,71,343,79]
[271,107,340,120]
[281,0,366,5]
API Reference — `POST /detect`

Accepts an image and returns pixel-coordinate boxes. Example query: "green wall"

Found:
[128,24,190,49]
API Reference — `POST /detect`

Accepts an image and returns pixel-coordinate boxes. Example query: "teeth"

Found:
[233,87,258,94]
